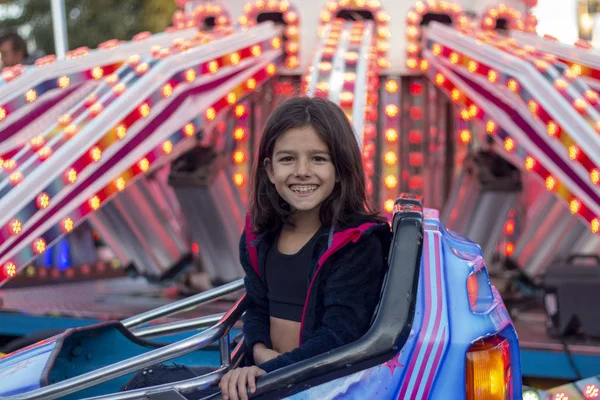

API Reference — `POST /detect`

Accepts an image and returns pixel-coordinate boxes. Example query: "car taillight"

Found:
[466,336,512,400]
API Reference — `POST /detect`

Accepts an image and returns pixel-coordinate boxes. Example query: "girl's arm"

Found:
[239,231,273,361]
[257,232,388,373]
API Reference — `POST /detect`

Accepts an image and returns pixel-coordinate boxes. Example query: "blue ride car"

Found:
[0,195,521,399]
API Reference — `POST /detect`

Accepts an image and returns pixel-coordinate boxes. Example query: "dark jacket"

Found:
[240,213,391,373]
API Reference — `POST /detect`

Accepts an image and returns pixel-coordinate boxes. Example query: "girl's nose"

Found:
[294,159,311,177]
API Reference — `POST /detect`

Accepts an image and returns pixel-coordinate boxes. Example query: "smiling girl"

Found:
[220,97,391,400]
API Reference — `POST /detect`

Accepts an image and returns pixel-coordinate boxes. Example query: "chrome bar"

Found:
[83,336,246,399]
[3,296,246,400]
[220,335,231,367]
[122,279,244,329]
[132,313,226,339]
[82,366,227,400]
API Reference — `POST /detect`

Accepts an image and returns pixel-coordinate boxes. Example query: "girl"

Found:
[219,97,391,400]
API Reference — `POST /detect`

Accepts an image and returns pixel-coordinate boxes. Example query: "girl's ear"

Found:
[264,158,275,184]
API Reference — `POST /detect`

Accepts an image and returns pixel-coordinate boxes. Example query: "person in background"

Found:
[0,32,30,67]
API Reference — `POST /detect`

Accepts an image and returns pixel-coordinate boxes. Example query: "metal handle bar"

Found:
[1,295,247,400]
[81,338,247,400]
[132,313,227,339]
[122,279,244,329]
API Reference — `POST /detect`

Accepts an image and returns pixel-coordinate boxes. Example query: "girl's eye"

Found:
[279,156,293,162]
[313,156,328,162]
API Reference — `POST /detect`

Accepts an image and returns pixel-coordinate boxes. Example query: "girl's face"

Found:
[266,125,337,218]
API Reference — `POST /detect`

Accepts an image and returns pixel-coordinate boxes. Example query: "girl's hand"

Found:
[219,366,266,400]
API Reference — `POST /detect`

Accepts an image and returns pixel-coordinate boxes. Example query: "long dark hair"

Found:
[249,97,381,234]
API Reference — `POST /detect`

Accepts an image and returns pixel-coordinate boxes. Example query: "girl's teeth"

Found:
[291,185,318,192]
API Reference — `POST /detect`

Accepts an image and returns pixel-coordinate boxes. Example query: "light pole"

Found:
[50,0,69,58]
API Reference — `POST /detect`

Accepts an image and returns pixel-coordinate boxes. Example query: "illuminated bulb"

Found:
[58,114,72,126]
[507,79,519,93]
[585,90,599,104]
[36,193,50,209]
[535,60,549,71]
[234,104,246,118]
[384,199,394,213]
[488,70,498,83]
[91,66,104,79]
[385,80,399,93]
[230,52,241,65]
[115,177,126,192]
[528,100,539,115]
[504,137,515,152]
[386,129,399,142]
[135,63,149,75]
[435,73,445,86]
[591,169,600,184]
[30,136,45,150]
[90,102,104,116]
[139,103,150,117]
[115,124,127,140]
[112,83,126,95]
[406,58,418,69]
[9,172,23,186]
[432,43,442,55]
[62,218,74,233]
[574,98,588,113]
[570,63,582,76]
[227,92,237,104]
[554,79,568,91]
[385,104,399,117]
[183,123,195,137]
[89,196,101,211]
[469,104,479,118]
[384,151,398,165]
[206,107,216,120]
[505,242,514,256]
[251,45,262,57]
[4,262,16,277]
[568,145,579,160]
[384,175,398,188]
[38,146,52,160]
[162,83,173,98]
[459,129,472,144]
[90,146,102,162]
[25,89,37,103]
[8,219,22,235]
[105,74,118,85]
[267,63,276,76]
[449,52,460,64]
[592,219,600,234]
[0,107,6,121]
[138,158,150,172]
[233,127,245,140]
[246,78,257,90]
[128,54,141,65]
[58,75,70,88]
[208,60,219,73]
[545,176,556,191]
[3,159,16,171]
[271,37,282,49]
[451,88,461,102]
[33,238,46,254]
[163,140,173,154]
[233,173,244,186]
[460,108,471,121]
[184,69,196,82]
[547,121,559,136]
[65,168,77,184]
[570,199,581,214]
[468,61,478,73]
[486,120,497,134]
[233,150,245,164]
[525,156,535,170]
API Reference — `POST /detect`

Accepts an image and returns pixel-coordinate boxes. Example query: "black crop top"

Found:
[265,227,325,322]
